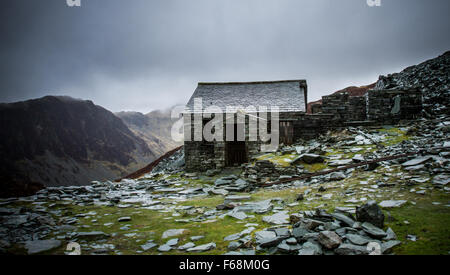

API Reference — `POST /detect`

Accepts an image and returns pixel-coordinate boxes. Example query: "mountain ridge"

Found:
[0,95,159,197]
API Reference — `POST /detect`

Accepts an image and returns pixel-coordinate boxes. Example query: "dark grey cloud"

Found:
[1,0,449,112]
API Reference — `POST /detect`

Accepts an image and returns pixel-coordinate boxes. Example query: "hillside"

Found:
[116,109,182,156]
[0,96,157,197]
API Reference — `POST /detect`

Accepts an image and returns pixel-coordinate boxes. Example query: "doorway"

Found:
[280,121,294,145]
[225,123,248,166]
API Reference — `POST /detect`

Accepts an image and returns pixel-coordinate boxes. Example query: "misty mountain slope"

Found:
[0,96,157,196]
[116,109,182,156]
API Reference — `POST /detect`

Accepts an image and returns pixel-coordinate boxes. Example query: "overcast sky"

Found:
[0,0,449,113]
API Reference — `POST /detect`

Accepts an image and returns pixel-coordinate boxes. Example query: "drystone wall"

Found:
[321,92,367,122]
[366,89,423,122]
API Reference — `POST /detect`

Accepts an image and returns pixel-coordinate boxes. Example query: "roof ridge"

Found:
[198,79,306,86]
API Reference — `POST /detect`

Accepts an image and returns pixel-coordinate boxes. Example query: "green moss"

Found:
[303,163,329,173]
[255,153,298,167]
[377,127,411,146]
[387,194,450,255]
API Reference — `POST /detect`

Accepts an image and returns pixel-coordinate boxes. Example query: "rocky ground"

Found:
[374,51,450,117]
[0,115,449,255]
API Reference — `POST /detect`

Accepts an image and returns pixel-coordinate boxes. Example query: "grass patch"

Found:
[387,193,450,255]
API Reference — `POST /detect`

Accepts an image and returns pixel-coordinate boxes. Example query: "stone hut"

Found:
[182,79,423,172]
[183,80,308,171]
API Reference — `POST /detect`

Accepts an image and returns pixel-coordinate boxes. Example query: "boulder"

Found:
[318,231,342,249]
[356,201,385,228]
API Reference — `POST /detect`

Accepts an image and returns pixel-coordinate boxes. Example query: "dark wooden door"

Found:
[226,141,247,166]
[280,121,294,145]
[226,123,248,166]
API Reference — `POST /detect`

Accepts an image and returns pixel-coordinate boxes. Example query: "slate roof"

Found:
[184,80,307,114]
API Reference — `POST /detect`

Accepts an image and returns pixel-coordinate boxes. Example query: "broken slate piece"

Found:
[262,211,289,225]
[25,240,61,255]
[187,242,216,252]
[379,200,407,208]
[361,222,387,239]
[118,216,131,222]
[178,242,196,250]
[162,229,187,239]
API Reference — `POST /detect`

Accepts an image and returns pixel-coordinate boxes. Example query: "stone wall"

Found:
[366,89,423,122]
[184,141,216,172]
[321,92,367,122]
[310,104,322,114]
[183,112,305,171]
[348,96,367,121]
[321,92,351,120]
[294,114,341,140]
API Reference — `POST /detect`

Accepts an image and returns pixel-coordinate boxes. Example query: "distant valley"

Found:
[0,96,178,197]
[116,109,182,157]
